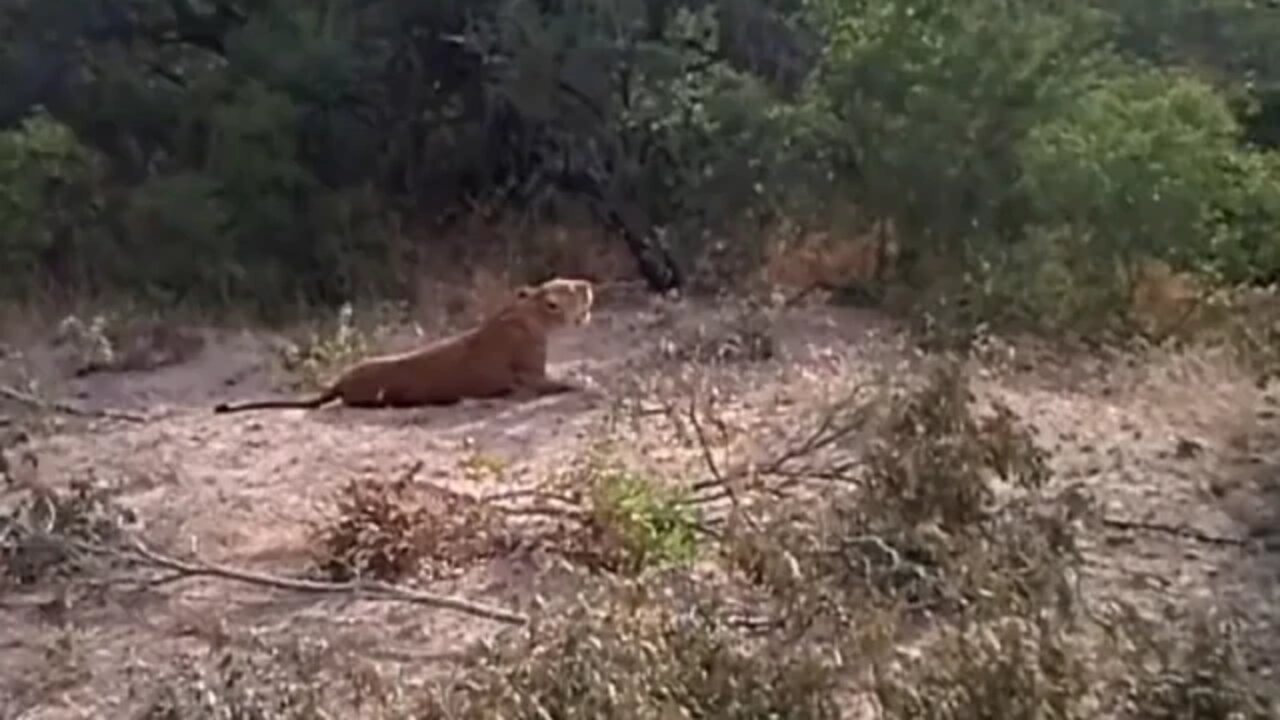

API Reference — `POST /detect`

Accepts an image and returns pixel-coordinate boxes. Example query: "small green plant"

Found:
[458,451,509,482]
[587,466,701,574]
[279,302,371,390]
[555,449,701,575]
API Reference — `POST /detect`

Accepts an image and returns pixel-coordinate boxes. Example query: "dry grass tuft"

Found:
[139,635,415,720]
[420,578,842,720]
[1102,607,1276,720]
[1,476,137,587]
[277,301,379,390]
[760,222,896,295]
[52,311,205,376]
[874,614,1092,720]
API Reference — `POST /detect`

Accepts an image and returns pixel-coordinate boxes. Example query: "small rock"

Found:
[1174,437,1203,459]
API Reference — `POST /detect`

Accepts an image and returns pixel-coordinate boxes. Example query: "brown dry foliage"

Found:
[863,361,1052,531]
[309,468,509,582]
[419,578,842,720]
[1126,257,1210,341]
[725,360,1080,626]
[874,615,1092,720]
[139,635,417,720]
[1,476,137,587]
[1102,608,1276,720]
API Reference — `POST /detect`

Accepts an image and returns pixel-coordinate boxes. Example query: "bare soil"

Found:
[1,297,1277,718]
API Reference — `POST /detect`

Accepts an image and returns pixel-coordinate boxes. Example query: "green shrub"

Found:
[814,0,1109,252]
[120,171,233,305]
[1019,69,1254,271]
[585,464,701,574]
[0,111,107,297]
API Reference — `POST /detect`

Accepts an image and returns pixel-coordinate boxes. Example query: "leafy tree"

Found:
[813,0,1113,267]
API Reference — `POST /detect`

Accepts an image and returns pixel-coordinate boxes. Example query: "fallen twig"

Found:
[64,535,529,625]
[1101,516,1252,548]
[479,487,581,506]
[685,390,727,488]
[0,385,147,424]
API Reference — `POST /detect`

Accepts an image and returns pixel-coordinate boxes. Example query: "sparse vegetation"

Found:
[4,346,1276,718]
[3,0,1280,716]
[53,311,205,376]
[139,635,414,720]
[1105,609,1275,720]
[873,615,1091,720]
[278,302,375,391]
[1,476,137,587]
[420,579,842,720]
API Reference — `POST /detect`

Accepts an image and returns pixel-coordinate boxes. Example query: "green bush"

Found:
[991,67,1280,330]
[1019,69,1255,272]
[0,111,107,298]
[814,0,1110,253]
[120,171,233,305]
[5,0,1280,318]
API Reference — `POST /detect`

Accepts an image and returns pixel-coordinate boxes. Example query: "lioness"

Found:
[213,277,594,413]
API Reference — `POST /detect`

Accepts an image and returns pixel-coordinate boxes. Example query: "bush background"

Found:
[3,0,1280,327]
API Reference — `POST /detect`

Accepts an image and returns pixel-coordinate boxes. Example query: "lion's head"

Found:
[514,277,595,329]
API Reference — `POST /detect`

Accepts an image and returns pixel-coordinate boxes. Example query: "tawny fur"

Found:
[213,278,594,414]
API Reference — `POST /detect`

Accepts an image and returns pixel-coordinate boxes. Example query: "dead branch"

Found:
[685,391,726,487]
[1101,516,1253,548]
[0,385,148,424]
[688,381,876,499]
[479,487,581,506]
[62,535,529,625]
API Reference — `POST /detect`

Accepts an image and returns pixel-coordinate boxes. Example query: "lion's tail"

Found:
[213,387,339,414]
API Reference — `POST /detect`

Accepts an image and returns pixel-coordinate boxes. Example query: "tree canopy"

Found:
[3,0,1280,325]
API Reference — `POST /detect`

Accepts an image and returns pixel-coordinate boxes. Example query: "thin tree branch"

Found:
[1101,516,1253,548]
[66,535,528,625]
[0,385,148,424]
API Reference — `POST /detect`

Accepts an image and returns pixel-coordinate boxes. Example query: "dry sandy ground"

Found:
[0,297,1277,718]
